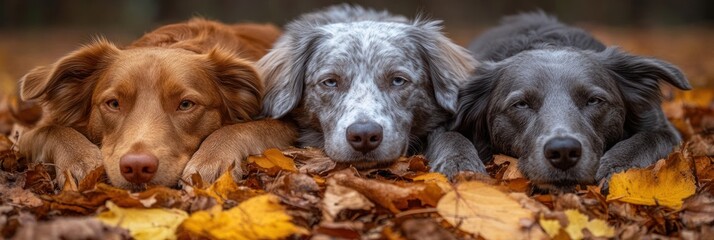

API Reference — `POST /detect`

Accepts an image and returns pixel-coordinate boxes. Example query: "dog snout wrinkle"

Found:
[544,137,581,170]
[346,121,383,153]
[119,153,159,183]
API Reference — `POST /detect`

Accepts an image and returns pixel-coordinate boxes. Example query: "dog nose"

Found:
[543,137,582,170]
[346,121,383,153]
[119,153,159,184]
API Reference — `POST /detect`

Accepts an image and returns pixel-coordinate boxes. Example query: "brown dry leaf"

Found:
[436,181,534,239]
[14,217,129,240]
[493,154,524,180]
[680,192,714,228]
[322,177,374,222]
[96,201,188,240]
[77,166,107,192]
[606,151,696,209]
[180,194,308,239]
[23,163,54,194]
[330,170,444,213]
[0,184,42,208]
[96,184,184,209]
[694,156,714,180]
[284,147,337,175]
[400,218,456,240]
[62,170,78,192]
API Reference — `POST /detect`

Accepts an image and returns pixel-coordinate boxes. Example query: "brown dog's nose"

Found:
[119,153,158,183]
[544,137,582,170]
[346,121,383,154]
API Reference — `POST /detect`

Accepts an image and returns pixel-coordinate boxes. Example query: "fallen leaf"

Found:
[606,151,696,209]
[493,154,524,180]
[539,209,615,239]
[331,170,444,213]
[248,148,298,172]
[410,172,448,183]
[265,148,298,172]
[284,147,337,175]
[23,163,53,194]
[14,217,129,240]
[0,184,42,208]
[180,194,308,239]
[563,209,614,239]
[400,218,456,240]
[539,217,561,238]
[322,177,374,222]
[97,201,188,240]
[194,170,239,205]
[680,192,714,228]
[436,181,534,239]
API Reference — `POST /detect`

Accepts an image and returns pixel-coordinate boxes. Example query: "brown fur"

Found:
[18,18,296,190]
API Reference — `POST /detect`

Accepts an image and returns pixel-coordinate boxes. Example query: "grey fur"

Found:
[258,4,485,175]
[454,12,690,191]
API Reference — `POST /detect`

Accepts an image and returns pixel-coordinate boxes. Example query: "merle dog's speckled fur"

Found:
[258,4,486,176]
[454,12,691,191]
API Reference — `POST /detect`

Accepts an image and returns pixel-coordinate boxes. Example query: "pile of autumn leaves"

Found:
[0,97,713,240]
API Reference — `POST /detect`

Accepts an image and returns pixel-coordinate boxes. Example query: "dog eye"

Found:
[106,99,120,110]
[178,100,195,111]
[587,97,605,106]
[391,76,408,86]
[513,101,529,109]
[321,79,338,88]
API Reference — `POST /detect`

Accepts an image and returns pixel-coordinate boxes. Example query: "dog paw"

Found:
[182,148,243,186]
[54,147,103,189]
[429,154,487,179]
[595,163,629,195]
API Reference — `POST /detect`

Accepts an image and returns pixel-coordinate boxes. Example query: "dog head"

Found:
[258,5,475,166]
[20,39,261,190]
[455,47,689,190]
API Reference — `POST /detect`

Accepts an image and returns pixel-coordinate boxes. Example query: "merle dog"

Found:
[258,4,486,176]
[454,12,690,191]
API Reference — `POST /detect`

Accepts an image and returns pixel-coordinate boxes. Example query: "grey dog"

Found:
[258,4,486,176]
[454,12,690,191]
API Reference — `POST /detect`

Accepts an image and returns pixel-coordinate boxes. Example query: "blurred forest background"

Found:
[0,0,713,97]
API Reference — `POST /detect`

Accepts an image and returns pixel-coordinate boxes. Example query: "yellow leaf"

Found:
[248,155,276,169]
[539,210,614,240]
[97,201,188,240]
[181,194,308,240]
[264,148,298,172]
[248,148,298,172]
[194,170,239,205]
[436,181,534,239]
[411,172,448,183]
[585,217,615,238]
[564,209,614,240]
[606,151,696,209]
[538,217,561,238]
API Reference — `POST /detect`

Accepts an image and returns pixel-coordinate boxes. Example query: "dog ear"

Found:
[452,62,501,161]
[411,20,477,113]
[205,48,262,123]
[20,39,119,126]
[597,47,691,129]
[257,31,323,118]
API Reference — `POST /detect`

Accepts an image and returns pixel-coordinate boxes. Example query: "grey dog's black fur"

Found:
[454,12,691,190]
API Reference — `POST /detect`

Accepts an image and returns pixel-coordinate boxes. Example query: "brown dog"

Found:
[18,18,296,190]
